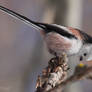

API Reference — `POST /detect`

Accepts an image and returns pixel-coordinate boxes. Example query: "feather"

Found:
[76,29,92,44]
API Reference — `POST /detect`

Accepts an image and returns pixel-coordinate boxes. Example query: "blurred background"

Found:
[0,0,92,92]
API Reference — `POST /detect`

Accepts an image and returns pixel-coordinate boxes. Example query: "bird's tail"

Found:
[0,5,44,30]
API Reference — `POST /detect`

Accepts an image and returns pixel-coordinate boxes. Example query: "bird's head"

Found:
[78,44,92,62]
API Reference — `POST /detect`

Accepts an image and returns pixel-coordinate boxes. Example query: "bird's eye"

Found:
[80,56,83,61]
[84,53,87,56]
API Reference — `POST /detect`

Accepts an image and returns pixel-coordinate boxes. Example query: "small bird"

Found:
[0,5,92,61]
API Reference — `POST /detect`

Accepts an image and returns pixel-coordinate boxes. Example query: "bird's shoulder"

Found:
[75,29,92,44]
[37,23,77,39]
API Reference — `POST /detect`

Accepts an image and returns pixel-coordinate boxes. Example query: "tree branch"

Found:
[48,62,92,92]
[35,55,92,92]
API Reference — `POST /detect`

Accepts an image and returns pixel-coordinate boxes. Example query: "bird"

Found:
[0,5,92,61]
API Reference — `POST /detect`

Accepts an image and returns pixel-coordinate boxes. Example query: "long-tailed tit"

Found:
[0,5,92,61]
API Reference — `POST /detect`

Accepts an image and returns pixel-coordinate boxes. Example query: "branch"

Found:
[48,62,92,92]
[35,54,92,92]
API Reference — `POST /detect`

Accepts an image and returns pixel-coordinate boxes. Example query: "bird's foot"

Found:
[48,53,70,72]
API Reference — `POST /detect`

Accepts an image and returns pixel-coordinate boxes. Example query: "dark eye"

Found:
[84,53,87,56]
[80,56,83,61]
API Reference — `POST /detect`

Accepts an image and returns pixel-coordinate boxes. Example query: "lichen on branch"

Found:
[35,54,92,92]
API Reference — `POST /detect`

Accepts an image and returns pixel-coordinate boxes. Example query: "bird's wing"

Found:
[76,29,92,44]
[36,23,77,39]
